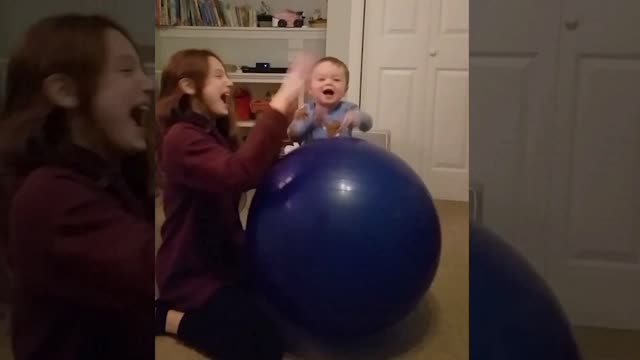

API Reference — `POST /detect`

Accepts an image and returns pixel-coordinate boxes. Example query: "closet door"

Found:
[361,0,469,201]
[423,0,469,201]
[469,0,562,273]
[546,0,640,329]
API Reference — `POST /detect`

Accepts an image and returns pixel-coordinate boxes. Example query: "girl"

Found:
[154,49,315,359]
[0,15,155,359]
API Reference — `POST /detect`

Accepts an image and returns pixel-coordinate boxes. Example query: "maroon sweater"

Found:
[7,146,155,360]
[156,109,287,311]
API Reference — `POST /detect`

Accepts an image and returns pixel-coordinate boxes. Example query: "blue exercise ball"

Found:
[246,137,441,341]
[470,223,581,359]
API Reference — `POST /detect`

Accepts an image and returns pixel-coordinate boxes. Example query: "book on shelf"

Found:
[157,0,258,28]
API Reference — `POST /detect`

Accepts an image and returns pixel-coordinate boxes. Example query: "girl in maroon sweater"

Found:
[0,15,155,359]
[154,50,315,359]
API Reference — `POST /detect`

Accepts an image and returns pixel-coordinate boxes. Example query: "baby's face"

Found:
[309,61,348,107]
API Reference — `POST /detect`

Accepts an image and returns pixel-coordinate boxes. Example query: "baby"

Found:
[287,56,373,144]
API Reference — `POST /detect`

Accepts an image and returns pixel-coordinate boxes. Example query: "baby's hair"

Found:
[314,56,350,85]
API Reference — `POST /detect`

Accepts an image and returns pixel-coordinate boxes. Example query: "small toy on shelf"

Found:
[257,1,273,27]
[311,8,322,21]
[272,9,305,28]
[309,8,327,28]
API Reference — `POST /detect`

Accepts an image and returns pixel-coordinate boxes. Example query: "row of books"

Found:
[156,0,258,27]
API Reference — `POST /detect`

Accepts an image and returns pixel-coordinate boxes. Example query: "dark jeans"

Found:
[176,285,285,360]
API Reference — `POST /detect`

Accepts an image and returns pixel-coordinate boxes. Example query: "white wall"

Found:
[325,0,364,105]
[325,2,351,60]
[1,0,154,55]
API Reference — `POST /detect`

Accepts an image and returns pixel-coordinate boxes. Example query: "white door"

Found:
[470,0,563,274]
[546,0,640,329]
[361,0,469,201]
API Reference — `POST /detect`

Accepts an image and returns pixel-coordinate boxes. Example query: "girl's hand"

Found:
[293,106,308,120]
[270,53,317,118]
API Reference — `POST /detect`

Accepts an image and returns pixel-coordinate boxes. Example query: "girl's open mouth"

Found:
[130,105,150,127]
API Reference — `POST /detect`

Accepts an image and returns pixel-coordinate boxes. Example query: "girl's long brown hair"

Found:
[0,14,138,174]
[0,15,154,254]
[156,49,238,149]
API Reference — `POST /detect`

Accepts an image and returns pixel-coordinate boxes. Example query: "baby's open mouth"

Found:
[322,89,335,96]
[130,105,150,127]
[221,93,230,104]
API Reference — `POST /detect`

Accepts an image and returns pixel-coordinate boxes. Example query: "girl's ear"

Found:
[42,73,78,109]
[178,78,197,95]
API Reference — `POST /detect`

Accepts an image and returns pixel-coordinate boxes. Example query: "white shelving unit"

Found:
[155,0,332,142]
[156,26,326,68]
[156,24,323,135]
[228,72,285,84]
[157,26,326,40]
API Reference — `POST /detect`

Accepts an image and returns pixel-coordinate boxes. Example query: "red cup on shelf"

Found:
[234,92,252,120]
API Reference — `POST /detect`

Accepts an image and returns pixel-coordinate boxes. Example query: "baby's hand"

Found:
[340,110,361,131]
[314,105,328,126]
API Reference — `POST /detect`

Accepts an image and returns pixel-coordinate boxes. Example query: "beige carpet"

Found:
[574,326,640,360]
[155,198,470,360]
